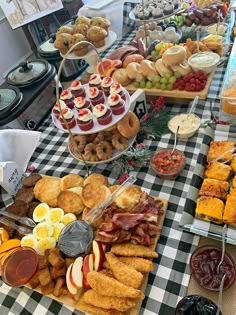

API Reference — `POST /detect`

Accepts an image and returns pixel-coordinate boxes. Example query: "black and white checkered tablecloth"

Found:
[0,28,230,315]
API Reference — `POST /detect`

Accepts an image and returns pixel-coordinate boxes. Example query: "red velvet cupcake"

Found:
[70,80,86,97]
[108,93,125,115]
[74,96,92,112]
[77,108,94,131]
[52,100,67,119]
[93,104,112,125]
[110,82,126,101]
[101,76,114,97]
[60,90,75,109]
[59,107,76,129]
[88,87,105,106]
[89,73,102,89]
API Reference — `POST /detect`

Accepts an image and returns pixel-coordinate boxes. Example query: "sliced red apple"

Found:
[92,240,105,272]
[82,253,94,290]
[66,263,79,300]
[70,256,83,289]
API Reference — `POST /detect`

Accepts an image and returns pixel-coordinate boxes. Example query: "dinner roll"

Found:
[83,173,109,187]
[82,183,111,208]
[114,185,142,209]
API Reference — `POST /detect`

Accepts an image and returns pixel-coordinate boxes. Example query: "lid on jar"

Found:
[0,87,21,111]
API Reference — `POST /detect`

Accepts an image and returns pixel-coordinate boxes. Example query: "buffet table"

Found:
[0,10,232,315]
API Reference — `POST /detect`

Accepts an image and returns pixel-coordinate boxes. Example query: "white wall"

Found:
[0,18,32,84]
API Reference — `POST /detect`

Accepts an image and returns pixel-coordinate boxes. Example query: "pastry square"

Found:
[232,175,236,188]
[199,178,229,200]
[204,161,232,181]
[207,140,234,163]
[229,187,236,196]
[230,155,236,173]
[195,196,224,224]
[223,195,236,226]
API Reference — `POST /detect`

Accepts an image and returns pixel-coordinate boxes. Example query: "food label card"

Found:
[0,161,26,196]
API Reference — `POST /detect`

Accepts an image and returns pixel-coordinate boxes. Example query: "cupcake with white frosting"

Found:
[59,107,76,129]
[60,89,74,109]
[101,76,113,97]
[110,82,126,101]
[93,104,112,125]
[70,80,86,98]
[108,94,125,115]
[53,100,67,119]
[89,73,102,89]
[77,108,94,131]
[88,86,105,106]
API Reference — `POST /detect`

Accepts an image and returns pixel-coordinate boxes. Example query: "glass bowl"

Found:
[168,113,201,140]
[190,245,236,292]
[150,148,186,179]
[1,247,39,287]
[188,52,220,75]
[175,295,223,315]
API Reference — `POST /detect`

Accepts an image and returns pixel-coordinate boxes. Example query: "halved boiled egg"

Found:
[46,208,64,225]
[33,222,53,240]
[33,203,50,223]
[21,234,39,251]
[60,213,77,225]
[37,237,56,255]
[52,222,65,240]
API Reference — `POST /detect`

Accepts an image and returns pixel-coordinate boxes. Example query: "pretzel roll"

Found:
[162,46,186,66]
[126,62,145,81]
[170,60,192,76]
[155,59,173,77]
[140,60,157,81]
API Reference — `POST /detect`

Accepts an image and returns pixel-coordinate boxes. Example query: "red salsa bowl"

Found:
[190,245,236,292]
[150,148,185,179]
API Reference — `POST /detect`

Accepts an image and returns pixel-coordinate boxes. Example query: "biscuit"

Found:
[82,183,111,208]
[84,174,109,187]
[114,185,142,209]
[57,189,84,214]
[34,177,61,207]
[60,174,84,191]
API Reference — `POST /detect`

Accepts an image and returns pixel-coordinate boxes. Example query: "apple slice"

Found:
[92,240,105,272]
[70,256,83,289]
[66,263,79,300]
[82,253,94,290]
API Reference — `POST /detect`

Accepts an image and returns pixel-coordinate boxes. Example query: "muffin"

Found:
[101,76,113,96]
[54,33,73,55]
[73,24,89,37]
[77,108,94,131]
[75,16,91,26]
[107,94,125,115]
[89,73,102,89]
[60,90,74,109]
[90,17,111,33]
[74,96,92,112]
[60,108,76,129]
[110,82,126,101]
[70,80,86,97]
[69,33,88,57]
[56,26,73,36]
[93,104,112,125]
[87,26,107,48]
[88,87,105,106]
[53,100,67,119]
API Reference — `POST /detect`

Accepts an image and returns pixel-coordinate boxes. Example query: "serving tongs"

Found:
[0,210,36,235]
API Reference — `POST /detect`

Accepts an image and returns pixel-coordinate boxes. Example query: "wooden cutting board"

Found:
[26,197,168,315]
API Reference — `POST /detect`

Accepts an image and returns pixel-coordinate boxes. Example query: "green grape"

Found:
[155,44,161,52]
[174,71,182,79]
[167,83,173,90]
[139,80,146,88]
[146,81,153,89]
[155,82,161,89]
[160,77,168,84]
[169,76,177,84]
[133,81,140,88]
[160,84,167,90]
[164,73,171,80]
[151,50,158,58]
[153,75,161,83]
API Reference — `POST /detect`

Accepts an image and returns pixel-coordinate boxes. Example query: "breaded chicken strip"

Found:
[106,252,143,289]
[87,271,144,299]
[118,256,154,273]
[111,243,158,258]
[82,289,136,312]
[78,296,124,315]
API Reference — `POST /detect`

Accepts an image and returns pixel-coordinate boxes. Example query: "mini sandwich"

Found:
[199,178,229,200]
[195,196,224,224]
[204,161,232,181]
[223,195,236,226]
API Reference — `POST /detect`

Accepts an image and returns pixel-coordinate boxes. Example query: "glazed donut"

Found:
[93,131,105,144]
[126,62,145,81]
[73,135,87,152]
[117,112,140,138]
[170,60,192,76]
[162,46,186,66]
[86,133,97,143]
[84,143,99,162]
[96,141,113,160]
[112,132,129,150]
[140,60,157,81]
[155,59,173,77]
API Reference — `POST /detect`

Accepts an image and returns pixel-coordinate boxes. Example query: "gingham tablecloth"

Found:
[0,29,230,315]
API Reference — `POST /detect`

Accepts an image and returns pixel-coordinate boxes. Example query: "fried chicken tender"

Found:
[111,243,158,258]
[87,271,145,299]
[82,289,136,312]
[78,296,124,315]
[118,256,154,273]
[106,252,143,289]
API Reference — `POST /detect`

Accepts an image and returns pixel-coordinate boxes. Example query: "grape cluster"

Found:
[151,42,174,59]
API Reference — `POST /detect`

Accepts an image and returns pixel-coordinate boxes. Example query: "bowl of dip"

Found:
[190,245,236,292]
[150,148,185,179]
[168,113,201,139]
[188,52,220,75]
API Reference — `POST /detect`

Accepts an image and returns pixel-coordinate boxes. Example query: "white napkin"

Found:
[0,129,41,171]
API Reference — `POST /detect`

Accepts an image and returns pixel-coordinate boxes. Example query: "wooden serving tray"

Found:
[125,72,214,102]
[26,197,168,315]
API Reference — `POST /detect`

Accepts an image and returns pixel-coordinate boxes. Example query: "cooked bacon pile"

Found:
[95,193,164,245]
